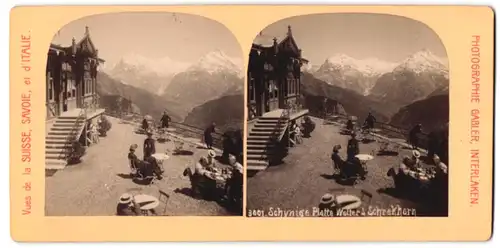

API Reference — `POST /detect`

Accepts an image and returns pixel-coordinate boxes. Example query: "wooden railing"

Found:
[105,112,225,149]
[321,113,431,150]
[64,108,86,160]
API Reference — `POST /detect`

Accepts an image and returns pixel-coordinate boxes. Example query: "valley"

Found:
[301,49,450,133]
[97,50,244,131]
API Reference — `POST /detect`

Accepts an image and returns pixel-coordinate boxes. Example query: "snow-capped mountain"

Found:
[104,53,191,95]
[104,50,243,97]
[162,50,244,111]
[313,54,397,95]
[394,49,448,76]
[186,49,243,77]
[369,49,449,109]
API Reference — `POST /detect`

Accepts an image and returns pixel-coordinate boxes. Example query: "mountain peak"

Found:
[395,49,448,74]
[320,53,397,76]
[189,49,243,76]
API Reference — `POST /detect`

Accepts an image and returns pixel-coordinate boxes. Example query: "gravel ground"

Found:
[45,116,235,216]
[247,117,435,217]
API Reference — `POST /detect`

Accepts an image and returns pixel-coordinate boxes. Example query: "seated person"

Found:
[193,153,217,198]
[330,145,344,175]
[143,156,163,180]
[128,144,140,175]
[226,155,243,202]
[318,193,338,216]
[116,193,141,216]
[342,156,366,179]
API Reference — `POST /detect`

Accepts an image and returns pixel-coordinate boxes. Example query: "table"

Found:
[356,154,374,162]
[134,194,160,211]
[335,194,362,210]
[152,153,170,164]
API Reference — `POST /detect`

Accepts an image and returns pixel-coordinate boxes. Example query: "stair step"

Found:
[247,136,272,141]
[58,116,80,120]
[249,132,273,136]
[46,154,66,160]
[247,149,272,155]
[46,148,65,154]
[260,117,286,120]
[46,140,72,144]
[45,159,67,170]
[246,159,269,171]
[53,123,82,127]
[46,136,70,140]
[48,131,73,136]
[252,128,286,133]
[55,120,85,124]
[247,154,269,160]
[254,123,286,128]
[247,145,274,150]
[51,127,76,131]
[46,144,72,149]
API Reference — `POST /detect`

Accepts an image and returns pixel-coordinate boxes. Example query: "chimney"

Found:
[298,49,302,57]
[85,26,89,36]
[71,37,76,54]
[287,25,292,36]
[273,37,278,54]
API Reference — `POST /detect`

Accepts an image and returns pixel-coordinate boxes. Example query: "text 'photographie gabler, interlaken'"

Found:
[246,13,450,217]
[43,12,245,216]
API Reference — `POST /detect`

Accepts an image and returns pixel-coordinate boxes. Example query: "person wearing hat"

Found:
[226,154,243,207]
[204,122,216,149]
[363,112,377,130]
[318,193,338,215]
[160,111,171,129]
[116,193,141,216]
[346,132,360,161]
[142,117,149,131]
[128,144,141,176]
[331,145,344,176]
[143,131,156,160]
[408,124,422,149]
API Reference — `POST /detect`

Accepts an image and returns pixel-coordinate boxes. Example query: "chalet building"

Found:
[246,26,310,171]
[45,26,106,170]
[46,26,104,119]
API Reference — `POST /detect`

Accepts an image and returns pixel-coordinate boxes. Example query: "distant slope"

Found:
[390,94,449,132]
[183,94,244,132]
[301,72,392,122]
[96,72,186,121]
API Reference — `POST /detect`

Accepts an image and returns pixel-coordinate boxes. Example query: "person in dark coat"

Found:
[427,130,439,159]
[331,145,344,175]
[409,124,422,149]
[346,120,354,131]
[142,118,149,131]
[364,112,377,130]
[347,132,360,160]
[143,131,156,160]
[204,122,216,149]
[160,111,171,129]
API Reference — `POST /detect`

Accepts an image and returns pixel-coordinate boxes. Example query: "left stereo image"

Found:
[44,12,244,217]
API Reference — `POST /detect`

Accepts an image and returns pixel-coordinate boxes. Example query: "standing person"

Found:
[408,124,422,150]
[142,117,149,131]
[143,131,156,160]
[160,111,171,129]
[346,132,360,160]
[204,122,216,149]
[364,112,377,130]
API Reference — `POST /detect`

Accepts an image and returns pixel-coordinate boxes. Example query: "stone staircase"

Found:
[246,116,288,171]
[45,116,85,170]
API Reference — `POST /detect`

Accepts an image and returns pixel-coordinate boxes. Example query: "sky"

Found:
[256,13,448,65]
[51,12,243,66]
